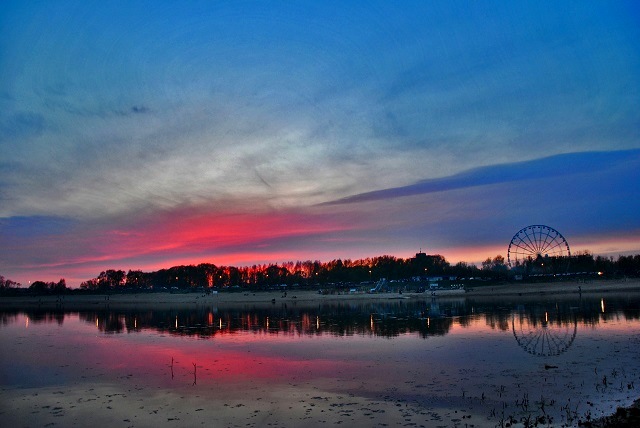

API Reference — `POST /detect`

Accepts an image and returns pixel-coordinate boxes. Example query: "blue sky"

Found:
[1,1,639,286]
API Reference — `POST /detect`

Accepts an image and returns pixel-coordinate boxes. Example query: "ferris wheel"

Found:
[507,225,570,268]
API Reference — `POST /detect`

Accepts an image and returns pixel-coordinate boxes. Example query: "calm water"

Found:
[1,294,639,427]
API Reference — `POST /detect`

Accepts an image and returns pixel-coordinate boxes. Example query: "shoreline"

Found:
[465,278,640,296]
[1,279,639,310]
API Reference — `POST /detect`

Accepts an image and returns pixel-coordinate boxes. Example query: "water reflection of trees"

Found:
[0,310,65,326]
[475,296,640,332]
[2,296,638,339]
[77,301,458,339]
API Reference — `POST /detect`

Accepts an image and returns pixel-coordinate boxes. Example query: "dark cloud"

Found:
[130,105,150,114]
[110,105,151,116]
[325,149,640,205]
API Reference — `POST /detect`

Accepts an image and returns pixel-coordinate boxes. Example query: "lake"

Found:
[1,293,639,427]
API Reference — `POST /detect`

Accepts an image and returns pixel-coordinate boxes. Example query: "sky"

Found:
[1,1,639,287]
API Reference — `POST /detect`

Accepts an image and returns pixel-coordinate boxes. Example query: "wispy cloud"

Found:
[326,150,640,205]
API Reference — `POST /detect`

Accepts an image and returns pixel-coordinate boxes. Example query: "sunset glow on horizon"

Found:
[2,1,639,286]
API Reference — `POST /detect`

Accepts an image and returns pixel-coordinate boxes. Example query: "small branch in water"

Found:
[193,362,197,385]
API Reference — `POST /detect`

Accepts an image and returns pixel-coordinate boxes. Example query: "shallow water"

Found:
[1,294,639,427]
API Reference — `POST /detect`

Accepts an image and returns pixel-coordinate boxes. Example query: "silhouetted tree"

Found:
[98,269,126,288]
[29,281,50,292]
[126,270,151,289]
[51,278,67,292]
[481,255,508,279]
[28,278,66,293]
[80,278,99,290]
[0,275,20,289]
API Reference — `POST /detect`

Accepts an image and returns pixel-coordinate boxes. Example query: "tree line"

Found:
[1,252,639,293]
[78,254,453,291]
[68,252,640,291]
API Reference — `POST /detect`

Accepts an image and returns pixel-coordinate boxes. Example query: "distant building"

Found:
[414,250,428,261]
[412,250,450,278]
[412,250,447,267]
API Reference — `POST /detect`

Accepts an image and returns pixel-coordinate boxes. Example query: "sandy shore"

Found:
[465,278,640,297]
[1,278,639,310]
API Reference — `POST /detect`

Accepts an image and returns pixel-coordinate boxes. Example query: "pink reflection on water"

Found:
[3,313,362,390]
[2,303,640,427]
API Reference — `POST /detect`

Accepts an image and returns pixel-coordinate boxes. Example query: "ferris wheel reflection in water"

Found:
[511,307,578,357]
